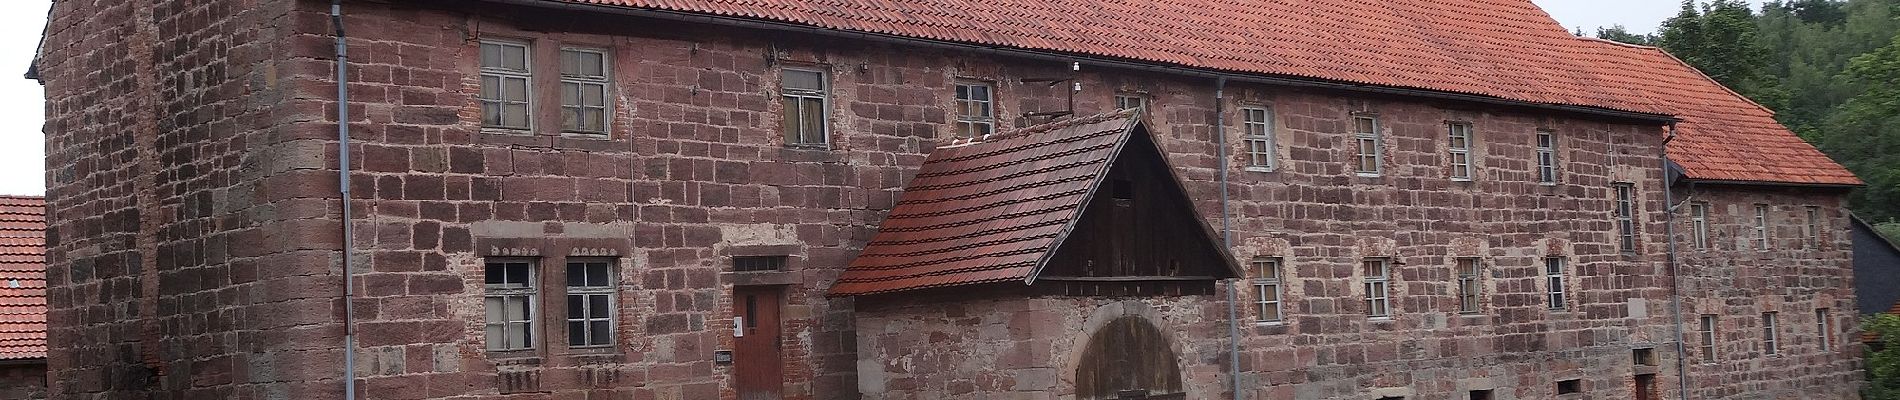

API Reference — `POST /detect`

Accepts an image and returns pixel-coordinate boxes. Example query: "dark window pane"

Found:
[567,263,585,287]
[590,295,611,318]
[569,321,586,345]
[568,294,584,317]
[589,263,611,287]
[507,263,529,286]
[591,321,611,345]
[485,263,504,285]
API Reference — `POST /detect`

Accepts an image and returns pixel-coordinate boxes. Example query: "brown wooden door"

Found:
[733,286,784,400]
[1634,374,1656,400]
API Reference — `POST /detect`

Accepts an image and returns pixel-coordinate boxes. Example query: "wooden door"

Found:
[1075,316,1183,400]
[1634,374,1656,400]
[733,286,784,400]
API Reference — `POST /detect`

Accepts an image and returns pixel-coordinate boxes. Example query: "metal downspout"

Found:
[333,2,357,399]
[1215,77,1240,400]
[1662,122,1689,400]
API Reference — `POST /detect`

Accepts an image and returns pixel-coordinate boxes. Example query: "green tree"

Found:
[1659,0,1784,106]
[1823,32,1900,222]
[1595,25,1656,45]
[1867,313,1900,399]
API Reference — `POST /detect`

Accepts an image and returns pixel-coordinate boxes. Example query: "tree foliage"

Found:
[1869,313,1900,399]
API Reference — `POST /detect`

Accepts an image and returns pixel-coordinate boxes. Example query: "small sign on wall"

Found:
[713,350,733,365]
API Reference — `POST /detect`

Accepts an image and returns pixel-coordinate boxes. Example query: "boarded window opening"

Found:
[733,256,787,272]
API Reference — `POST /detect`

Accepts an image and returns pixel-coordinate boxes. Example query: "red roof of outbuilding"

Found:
[0,197,44,361]
[545,0,1856,185]
[828,112,1144,296]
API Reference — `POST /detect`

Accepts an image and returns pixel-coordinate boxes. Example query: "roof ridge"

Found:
[942,109,1140,148]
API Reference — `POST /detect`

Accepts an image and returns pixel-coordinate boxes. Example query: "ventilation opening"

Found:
[1556,379,1582,394]
[733,256,787,272]
[1469,390,1493,400]
[1111,178,1134,201]
[1633,347,1657,366]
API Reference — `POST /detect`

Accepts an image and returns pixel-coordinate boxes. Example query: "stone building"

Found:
[27,0,1864,399]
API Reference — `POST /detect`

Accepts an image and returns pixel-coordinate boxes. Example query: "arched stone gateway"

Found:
[1074,315,1185,400]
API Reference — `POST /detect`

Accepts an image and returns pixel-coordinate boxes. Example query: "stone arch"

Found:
[1070,302,1185,400]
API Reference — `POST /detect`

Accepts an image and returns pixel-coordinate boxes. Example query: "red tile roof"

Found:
[0,197,43,361]
[828,112,1143,296]
[547,0,1857,185]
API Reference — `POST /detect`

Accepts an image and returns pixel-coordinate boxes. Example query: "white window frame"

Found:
[1456,258,1482,314]
[485,259,537,351]
[1545,257,1567,310]
[1691,202,1709,250]
[565,259,616,348]
[1353,115,1382,176]
[1448,122,1474,181]
[781,68,831,147]
[1252,257,1283,323]
[1536,130,1558,184]
[479,40,534,132]
[1755,204,1771,251]
[1615,183,1637,253]
[1363,258,1391,318]
[1817,308,1832,351]
[954,81,995,139]
[1805,206,1821,246]
[558,48,611,136]
[1699,314,1717,363]
[1763,311,1779,355]
[1115,94,1146,111]
[1241,107,1275,171]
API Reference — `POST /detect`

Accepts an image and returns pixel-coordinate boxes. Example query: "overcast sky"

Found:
[0,0,1751,196]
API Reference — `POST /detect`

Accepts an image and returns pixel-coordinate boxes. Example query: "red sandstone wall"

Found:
[0,364,46,400]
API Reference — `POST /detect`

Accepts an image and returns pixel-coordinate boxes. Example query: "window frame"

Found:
[1691,202,1710,250]
[479,39,535,132]
[1353,115,1383,176]
[1699,314,1718,363]
[1755,204,1771,251]
[1114,94,1147,112]
[564,258,617,348]
[1447,122,1475,181]
[1535,130,1558,184]
[1241,107,1276,171]
[1817,308,1832,351]
[954,81,996,139]
[484,258,539,352]
[1456,257,1482,314]
[1363,258,1392,318]
[1545,257,1567,310]
[780,67,831,148]
[1614,183,1637,253]
[1252,257,1284,323]
[557,47,612,136]
[1763,311,1779,355]
[1805,206,1821,246]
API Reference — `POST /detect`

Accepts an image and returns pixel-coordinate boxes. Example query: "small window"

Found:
[1754,204,1771,250]
[1762,311,1779,355]
[565,259,615,347]
[1698,314,1717,363]
[781,69,830,146]
[1241,107,1275,171]
[1817,308,1832,351]
[1633,348,1656,366]
[1556,379,1581,394]
[1353,115,1382,176]
[1447,122,1474,180]
[1114,94,1146,111]
[479,40,533,131]
[1469,390,1494,400]
[1805,206,1821,246]
[1456,258,1482,314]
[1690,202,1709,250]
[1545,257,1567,310]
[733,256,787,272]
[1363,259,1391,318]
[1535,130,1558,183]
[559,48,611,135]
[954,82,995,138]
[1614,183,1636,252]
[1252,257,1284,323]
[484,259,537,350]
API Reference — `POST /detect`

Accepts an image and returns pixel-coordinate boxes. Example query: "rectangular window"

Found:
[1242,107,1275,170]
[559,48,610,135]
[484,259,536,350]
[1691,202,1709,250]
[1805,206,1821,246]
[1817,308,1832,351]
[1699,314,1717,363]
[1536,130,1558,183]
[1252,257,1283,323]
[1363,258,1391,318]
[479,40,533,130]
[1456,258,1482,314]
[954,82,995,138]
[733,256,787,272]
[1763,312,1779,355]
[781,69,829,146]
[1448,122,1474,180]
[1614,183,1636,252]
[1353,116,1382,176]
[1469,390,1493,400]
[1545,257,1567,310]
[566,260,614,347]
[1755,204,1770,250]
[1556,379,1581,394]
[1115,94,1146,111]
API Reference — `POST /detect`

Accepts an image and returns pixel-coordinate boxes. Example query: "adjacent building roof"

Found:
[0,197,44,361]
[829,111,1155,296]
[539,0,1857,186]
